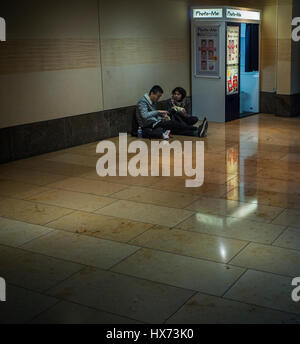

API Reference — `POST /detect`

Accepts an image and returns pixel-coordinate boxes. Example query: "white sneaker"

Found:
[163,130,171,140]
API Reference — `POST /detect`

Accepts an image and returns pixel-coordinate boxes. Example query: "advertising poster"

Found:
[226,25,239,95]
[227,26,239,65]
[195,25,220,77]
[227,65,239,95]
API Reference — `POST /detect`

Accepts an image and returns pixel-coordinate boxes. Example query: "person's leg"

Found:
[155,118,208,137]
[142,127,164,139]
[171,110,199,127]
[171,111,188,126]
[157,119,195,131]
[184,116,199,126]
[155,120,198,136]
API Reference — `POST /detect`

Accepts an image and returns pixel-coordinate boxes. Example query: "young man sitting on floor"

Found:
[136,85,207,138]
[167,87,207,135]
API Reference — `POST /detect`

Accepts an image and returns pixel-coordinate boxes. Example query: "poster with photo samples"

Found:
[195,25,220,77]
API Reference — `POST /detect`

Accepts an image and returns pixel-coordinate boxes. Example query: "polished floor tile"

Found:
[21,230,140,269]
[0,245,83,292]
[166,293,300,324]
[129,226,247,263]
[0,196,73,225]
[46,177,127,196]
[185,197,283,223]
[240,150,287,161]
[0,217,54,247]
[272,209,300,228]
[9,159,92,178]
[82,170,160,187]
[0,284,58,324]
[46,211,152,243]
[47,267,194,323]
[30,300,142,324]
[26,189,116,212]
[0,166,67,186]
[230,243,300,277]
[249,178,300,195]
[45,152,97,168]
[224,187,300,209]
[257,168,300,183]
[225,270,300,315]
[175,215,285,244]
[96,200,194,227]
[150,179,230,198]
[111,186,199,208]
[273,227,300,250]
[0,179,49,199]
[281,153,300,163]
[202,172,236,185]
[112,248,245,296]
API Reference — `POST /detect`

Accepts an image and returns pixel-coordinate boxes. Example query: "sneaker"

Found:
[198,121,208,138]
[203,121,208,137]
[162,130,171,140]
[198,122,206,137]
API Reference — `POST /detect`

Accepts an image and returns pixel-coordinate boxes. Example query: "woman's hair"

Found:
[172,87,187,100]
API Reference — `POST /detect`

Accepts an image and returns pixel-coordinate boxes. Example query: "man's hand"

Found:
[158,110,171,121]
[180,109,187,117]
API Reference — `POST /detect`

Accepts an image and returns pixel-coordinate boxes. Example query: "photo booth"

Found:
[191,6,261,122]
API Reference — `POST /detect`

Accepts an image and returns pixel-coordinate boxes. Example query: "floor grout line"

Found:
[25,300,62,324]
[270,225,290,245]
[269,206,287,224]
[163,291,198,324]
[220,269,249,298]
[226,241,251,265]
[7,281,148,325]
[126,224,157,244]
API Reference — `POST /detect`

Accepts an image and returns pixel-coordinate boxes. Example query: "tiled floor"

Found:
[1,113,300,324]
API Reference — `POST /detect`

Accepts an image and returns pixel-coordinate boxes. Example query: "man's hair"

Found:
[149,85,164,95]
[172,87,187,100]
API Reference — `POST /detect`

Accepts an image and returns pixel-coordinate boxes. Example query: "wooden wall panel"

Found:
[0,39,100,75]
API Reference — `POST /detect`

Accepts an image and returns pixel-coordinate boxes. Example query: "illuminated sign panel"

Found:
[226,9,261,21]
[193,9,223,19]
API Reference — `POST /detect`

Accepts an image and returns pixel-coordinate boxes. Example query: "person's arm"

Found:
[185,98,192,115]
[138,100,159,120]
[167,99,173,114]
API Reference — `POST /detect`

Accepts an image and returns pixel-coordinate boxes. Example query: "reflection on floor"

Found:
[239,111,258,119]
[0,113,300,324]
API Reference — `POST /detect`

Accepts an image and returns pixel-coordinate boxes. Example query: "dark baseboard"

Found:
[260,92,300,117]
[0,99,171,164]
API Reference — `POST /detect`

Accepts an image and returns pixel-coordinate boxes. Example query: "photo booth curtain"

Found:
[245,24,259,72]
